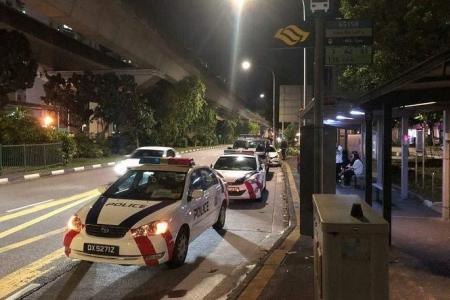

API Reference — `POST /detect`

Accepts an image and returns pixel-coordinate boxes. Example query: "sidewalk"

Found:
[247,157,450,300]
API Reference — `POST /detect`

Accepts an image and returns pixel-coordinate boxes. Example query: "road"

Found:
[0,148,288,300]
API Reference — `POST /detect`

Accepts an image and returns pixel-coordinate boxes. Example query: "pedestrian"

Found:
[336,145,343,182]
[280,139,288,160]
[342,151,363,186]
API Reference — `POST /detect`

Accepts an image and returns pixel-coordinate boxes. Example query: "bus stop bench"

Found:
[372,183,383,203]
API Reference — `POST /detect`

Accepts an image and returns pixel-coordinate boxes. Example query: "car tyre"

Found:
[213,203,226,231]
[167,226,189,268]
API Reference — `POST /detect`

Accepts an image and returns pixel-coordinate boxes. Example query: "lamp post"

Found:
[241,60,277,141]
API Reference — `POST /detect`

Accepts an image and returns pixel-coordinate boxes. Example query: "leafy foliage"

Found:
[284,123,298,146]
[0,30,37,108]
[0,109,51,144]
[338,0,450,94]
[148,77,206,146]
[190,103,218,146]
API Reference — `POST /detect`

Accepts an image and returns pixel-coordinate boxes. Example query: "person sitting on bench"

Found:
[342,151,363,186]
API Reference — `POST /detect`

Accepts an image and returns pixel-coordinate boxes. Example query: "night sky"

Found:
[128,0,311,115]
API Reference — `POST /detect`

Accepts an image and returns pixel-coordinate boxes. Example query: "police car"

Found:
[212,150,266,201]
[64,157,228,268]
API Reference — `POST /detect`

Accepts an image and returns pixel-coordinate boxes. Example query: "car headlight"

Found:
[67,215,82,232]
[113,162,127,176]
[131,221,169,237]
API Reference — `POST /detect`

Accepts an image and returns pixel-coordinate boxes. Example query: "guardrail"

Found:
[0,143,63,174]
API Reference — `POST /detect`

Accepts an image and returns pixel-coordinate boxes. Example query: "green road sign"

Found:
[324,19,373,65]
[325,45,372,65]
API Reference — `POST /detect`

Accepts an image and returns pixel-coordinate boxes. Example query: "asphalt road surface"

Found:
[0,148,288,300]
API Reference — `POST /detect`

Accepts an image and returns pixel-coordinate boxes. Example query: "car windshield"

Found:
[233,140,248,149]
[214,156,257,171]
[268,146,277,152]
[104,170,186,200]
[131,149,164,158]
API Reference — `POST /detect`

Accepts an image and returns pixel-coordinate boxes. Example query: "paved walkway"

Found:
[256,157,450,300]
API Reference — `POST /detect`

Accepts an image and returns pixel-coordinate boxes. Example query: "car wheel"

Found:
[167,226,189,268]
[213,203,226,231]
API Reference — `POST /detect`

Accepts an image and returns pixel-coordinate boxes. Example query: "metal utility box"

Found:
[313,194,389,300]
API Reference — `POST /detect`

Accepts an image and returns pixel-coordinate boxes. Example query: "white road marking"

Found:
[5,283,41,300]
[92,164,102,168]
[74,167,85,172]
[51,169,64,175]
[107,162,115,166]
[24,174,40,180]
[0,178,8,184]
[5,199,55,213]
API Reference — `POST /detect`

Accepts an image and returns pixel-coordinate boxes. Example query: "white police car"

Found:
[64,157,228,268]
[213,150,266,201]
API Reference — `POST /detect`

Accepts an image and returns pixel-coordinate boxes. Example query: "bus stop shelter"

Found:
[356,49,450,231]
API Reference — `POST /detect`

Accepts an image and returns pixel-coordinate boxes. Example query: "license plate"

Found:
[84,243,119,256]
[228,186,240,192]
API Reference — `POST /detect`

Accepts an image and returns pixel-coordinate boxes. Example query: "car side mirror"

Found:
[210,164,213,168]
[190,189,204,200]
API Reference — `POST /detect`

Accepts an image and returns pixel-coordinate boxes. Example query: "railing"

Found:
[0,143,63,174]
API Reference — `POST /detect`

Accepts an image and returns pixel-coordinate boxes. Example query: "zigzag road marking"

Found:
[0,247,64,299]
[0,189,99,223]
[0,196,94,239]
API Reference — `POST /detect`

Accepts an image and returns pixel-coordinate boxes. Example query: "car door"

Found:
[202,168,223,226]
[187,169,209,239]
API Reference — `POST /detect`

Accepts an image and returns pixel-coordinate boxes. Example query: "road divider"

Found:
[0,247,65,299]
[0,189,99,223]
[0,228,65,254]
[0,195,94,239]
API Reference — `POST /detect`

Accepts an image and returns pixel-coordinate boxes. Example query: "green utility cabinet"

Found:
[313,194,389,300]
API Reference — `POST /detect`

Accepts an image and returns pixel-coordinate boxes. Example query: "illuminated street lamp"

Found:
[43,115,53,127]
[259,93,265,99]
[241,60,251,71]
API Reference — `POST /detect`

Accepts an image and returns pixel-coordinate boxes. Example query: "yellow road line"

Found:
[0,247,64,299]
[0,196,93,240]
[0,189,99,224]
[238,227,300,300]
[0,228,65,254]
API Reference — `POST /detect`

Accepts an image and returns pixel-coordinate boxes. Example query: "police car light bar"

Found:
[224,149,255,155]
[168,158,195,166]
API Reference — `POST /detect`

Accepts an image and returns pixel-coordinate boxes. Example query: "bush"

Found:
[58,133,77,164]
[74,134,104,158]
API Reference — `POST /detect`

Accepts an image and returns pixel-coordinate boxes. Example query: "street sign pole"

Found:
[313,14,325,193]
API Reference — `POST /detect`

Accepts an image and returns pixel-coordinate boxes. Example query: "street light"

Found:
[241,59,277,140]
[259,93,265,99]
[241,60,251,71]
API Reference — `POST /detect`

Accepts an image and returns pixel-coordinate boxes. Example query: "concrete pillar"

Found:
[365,112,373,206]
[344,129,348,150]
[443,109,450,220]
[382,104,392,243]
[401,113,409,200]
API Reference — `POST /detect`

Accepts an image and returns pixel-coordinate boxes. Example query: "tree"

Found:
[190,103,218,146]
[284,123,297,146]
[42,72,94,127]
[0,29,37,108]
[217,119,237,144]
[148,77,206,146]
[338,0,450,94]
[93,73,155,147]
[248,121,260,135]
